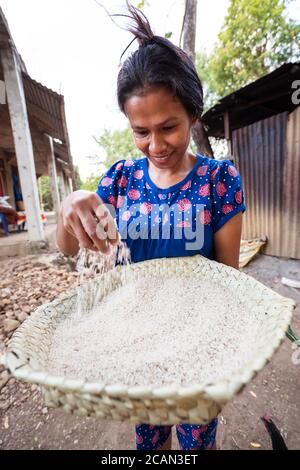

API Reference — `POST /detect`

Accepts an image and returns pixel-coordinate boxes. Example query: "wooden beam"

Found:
[58,170,67,201]
[63,173,71,196]
[68,177,73,193]
[45,134,60,217]
[224,111,232,157]
[0,45,45,242]
[60,97,76,189]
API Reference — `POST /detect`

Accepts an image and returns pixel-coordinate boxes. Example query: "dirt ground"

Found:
[0,252,299,450]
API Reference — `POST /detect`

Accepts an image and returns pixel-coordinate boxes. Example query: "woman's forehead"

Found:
[124,88,186,126]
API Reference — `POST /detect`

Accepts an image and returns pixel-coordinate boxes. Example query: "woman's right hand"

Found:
[57,190,119,255]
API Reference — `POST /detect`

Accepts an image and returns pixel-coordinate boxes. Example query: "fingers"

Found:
[63,211,97,251]
[79,212,111,254]
[94,202,120,246]
[62,191,120,254]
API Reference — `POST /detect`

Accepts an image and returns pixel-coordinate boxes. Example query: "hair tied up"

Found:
[110,2,155,60]
[116,2,204,119]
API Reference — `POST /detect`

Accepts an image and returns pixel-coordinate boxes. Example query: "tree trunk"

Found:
[182,0,214,157]
[182,0,197,62]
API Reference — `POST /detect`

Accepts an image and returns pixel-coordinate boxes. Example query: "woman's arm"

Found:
[213,212,243,269]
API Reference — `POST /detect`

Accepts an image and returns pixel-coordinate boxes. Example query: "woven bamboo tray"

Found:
[0,255,296,425]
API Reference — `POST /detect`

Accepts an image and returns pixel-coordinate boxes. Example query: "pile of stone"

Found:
[0,253,79,391]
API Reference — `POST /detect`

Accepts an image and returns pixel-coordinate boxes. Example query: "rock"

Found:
[0,288,12,299]
[2,299,11,306]
[5,310,15,318]
[3,319,20,333]
[17,312,28,323]
[4,416,9,429]
[22,305,32,314]
[0,370,10,390]
[42,407,48,415]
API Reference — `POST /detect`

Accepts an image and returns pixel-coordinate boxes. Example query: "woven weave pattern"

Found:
[1,255,295,424]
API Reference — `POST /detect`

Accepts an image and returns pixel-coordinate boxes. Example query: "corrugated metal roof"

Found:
[0,6,13,48]
[202,63,300,138]
[0,7,27,73]
[22,73,66,144]
[0,6,74,173]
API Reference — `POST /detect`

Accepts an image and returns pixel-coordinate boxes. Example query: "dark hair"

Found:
[115,2,203,119]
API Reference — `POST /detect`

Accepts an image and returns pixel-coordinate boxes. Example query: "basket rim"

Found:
[1,254,296,405]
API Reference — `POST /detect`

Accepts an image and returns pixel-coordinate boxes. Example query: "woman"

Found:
[57,4,246,451]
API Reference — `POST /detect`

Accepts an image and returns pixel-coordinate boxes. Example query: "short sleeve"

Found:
[96,159,125,207]
[211,160,246,233]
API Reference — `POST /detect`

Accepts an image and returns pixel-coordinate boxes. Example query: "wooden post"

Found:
[68,177,73,193]
[46,134,60,217]
[0,46,45,242]
[60,97,76,190]
[63,172,71,196]
[59,170,67,201]
[224,111,232,158]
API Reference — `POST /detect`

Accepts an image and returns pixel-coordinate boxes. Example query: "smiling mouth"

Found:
[152,153,172,160]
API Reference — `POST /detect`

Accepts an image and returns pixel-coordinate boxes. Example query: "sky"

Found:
[1,0,299,179]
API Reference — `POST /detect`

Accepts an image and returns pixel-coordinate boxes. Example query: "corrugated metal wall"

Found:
[232,109,300,259]
[282,106,300,258]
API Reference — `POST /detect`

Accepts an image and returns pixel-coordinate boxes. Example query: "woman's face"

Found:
[124,86,196,170]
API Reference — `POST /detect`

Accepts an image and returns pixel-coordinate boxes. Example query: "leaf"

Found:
[206,0,300,98]
[164,32,173,39]
[286,326,300,345]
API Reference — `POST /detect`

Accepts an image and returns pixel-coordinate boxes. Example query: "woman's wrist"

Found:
[56,208,80,256]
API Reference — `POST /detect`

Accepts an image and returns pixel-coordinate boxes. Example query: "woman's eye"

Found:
[134,130,148,137]
[163,126,175,131]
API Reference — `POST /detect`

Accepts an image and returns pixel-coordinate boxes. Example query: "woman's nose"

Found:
[149,133,167,156]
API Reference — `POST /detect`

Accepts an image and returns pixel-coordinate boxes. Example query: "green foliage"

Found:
[137,0,149,8]
[38,176,53,212]
[165,32,173,39]
[94,126,142,169]
[74,165,82,191]
[208,0,300,97]
[80,174,103,192]
[196,50,219,112]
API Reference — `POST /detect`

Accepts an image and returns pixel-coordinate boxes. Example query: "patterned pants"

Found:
[136,418,218,450]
